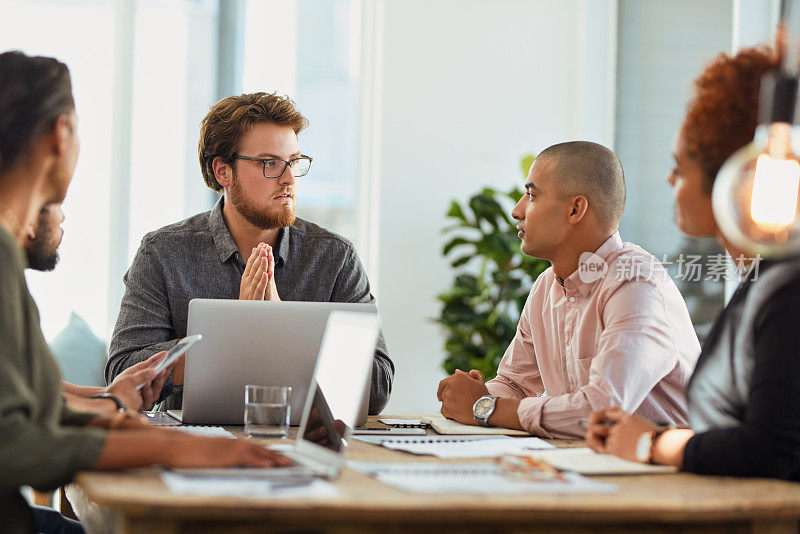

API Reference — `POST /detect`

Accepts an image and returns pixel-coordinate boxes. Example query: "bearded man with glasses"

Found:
[106,92,394,414]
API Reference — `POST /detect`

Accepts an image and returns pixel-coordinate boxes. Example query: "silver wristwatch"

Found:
[473,395,499,426]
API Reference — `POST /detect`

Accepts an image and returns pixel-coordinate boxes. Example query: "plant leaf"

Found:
[438,167,549,378]
[446,200,470,224]
[520,153,536,177]
[442,237,473,256]
[447,255,469,268]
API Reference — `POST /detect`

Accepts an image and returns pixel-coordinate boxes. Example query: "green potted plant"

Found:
[436,155,550,379]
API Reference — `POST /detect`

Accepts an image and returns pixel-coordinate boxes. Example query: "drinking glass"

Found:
[244,385,291,438]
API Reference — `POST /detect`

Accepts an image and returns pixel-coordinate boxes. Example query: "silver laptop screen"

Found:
[298,312,379,453]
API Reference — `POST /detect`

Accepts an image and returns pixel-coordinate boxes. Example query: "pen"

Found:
[577,418,676,428]
[577,418,616,428]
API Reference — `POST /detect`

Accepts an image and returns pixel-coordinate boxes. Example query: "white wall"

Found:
[733,0,780,51]
[376,0,611,414]
[615,0,733,258]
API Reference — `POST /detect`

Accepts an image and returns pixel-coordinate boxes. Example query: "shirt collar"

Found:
[208,195,291,267]
[562,231,623,298]
[208,196,238,263]
[274,225,289,268]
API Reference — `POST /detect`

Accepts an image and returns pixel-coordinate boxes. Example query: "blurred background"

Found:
[0,0,779,414]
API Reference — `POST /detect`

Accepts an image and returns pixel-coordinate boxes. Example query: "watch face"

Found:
[636,432,653,463]
[474,397,494,416]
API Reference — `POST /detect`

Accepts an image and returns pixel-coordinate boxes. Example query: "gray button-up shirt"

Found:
[106,197,393,413]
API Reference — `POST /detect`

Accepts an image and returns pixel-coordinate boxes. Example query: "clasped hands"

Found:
[437,369,489,425]
[239,242,281,301]
[438,371,676,464]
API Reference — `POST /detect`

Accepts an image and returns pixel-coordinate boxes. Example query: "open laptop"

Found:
[178,299,376,426]
[173,310,380,480]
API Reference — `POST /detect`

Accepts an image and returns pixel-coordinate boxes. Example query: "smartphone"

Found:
[135,334,203,391]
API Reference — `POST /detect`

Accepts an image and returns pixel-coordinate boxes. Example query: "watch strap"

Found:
[91,392,127,413]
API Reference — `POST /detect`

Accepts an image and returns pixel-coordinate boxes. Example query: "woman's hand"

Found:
[96,429,293,470]
[166,435,293,468]
[106,351,172,411]
[586,407,657,462]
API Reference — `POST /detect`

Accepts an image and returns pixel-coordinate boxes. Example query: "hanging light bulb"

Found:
[751,148,800,231]
[712,69,800,258]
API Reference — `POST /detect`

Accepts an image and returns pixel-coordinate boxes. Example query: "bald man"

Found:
[437,141,700,438]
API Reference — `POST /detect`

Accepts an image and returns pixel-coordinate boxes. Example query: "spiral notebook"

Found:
[378,418,431,429]
[354,435,497,445]
[354,435,553,459]
[380,416,531,435]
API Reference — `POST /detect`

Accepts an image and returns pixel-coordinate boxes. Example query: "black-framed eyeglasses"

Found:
[233,154,313,178]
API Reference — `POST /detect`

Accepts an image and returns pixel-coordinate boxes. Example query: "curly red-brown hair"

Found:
[683,46,779,193]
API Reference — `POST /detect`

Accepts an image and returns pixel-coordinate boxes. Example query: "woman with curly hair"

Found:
[587,46,800,480]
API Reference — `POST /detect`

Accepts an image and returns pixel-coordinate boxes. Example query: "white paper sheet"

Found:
[349,461,499,476]
[161,473,339,499]
[176,426,236,438]
[377,471,615,494]
[380,436,555,459]
[347,461,615,495]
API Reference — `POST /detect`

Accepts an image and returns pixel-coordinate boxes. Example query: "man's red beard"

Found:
[228,172,296,230]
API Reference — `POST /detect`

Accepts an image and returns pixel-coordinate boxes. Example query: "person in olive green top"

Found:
[0,222,108,531]
[0,51,290,534]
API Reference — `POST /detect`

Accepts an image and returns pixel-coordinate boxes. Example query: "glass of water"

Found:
[244,385,292,438]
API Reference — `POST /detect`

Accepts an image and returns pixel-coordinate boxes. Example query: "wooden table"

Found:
[70,416,800,534]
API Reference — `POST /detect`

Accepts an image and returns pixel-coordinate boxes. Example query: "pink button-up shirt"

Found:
[486,232,700,439]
